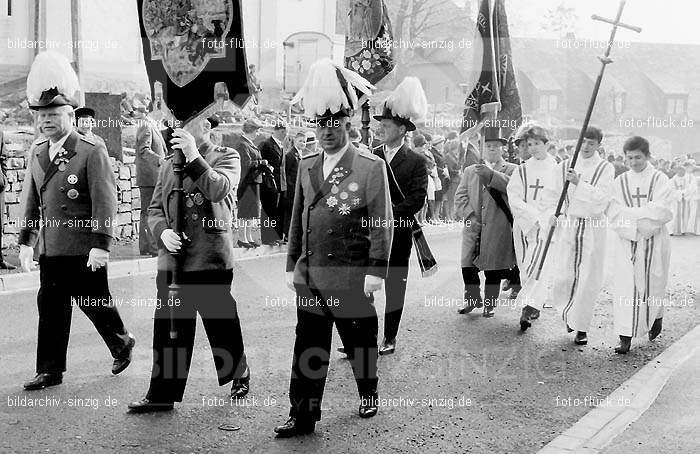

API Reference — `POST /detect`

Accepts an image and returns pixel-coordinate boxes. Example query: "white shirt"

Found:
[384,143,402,164]
[322,142,349,180]
[49,132,71,162]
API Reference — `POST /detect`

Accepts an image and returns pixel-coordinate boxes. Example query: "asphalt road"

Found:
[0,230,697,454]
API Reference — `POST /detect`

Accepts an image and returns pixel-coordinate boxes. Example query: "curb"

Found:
[538,323,700,453]
[0,224,458,294]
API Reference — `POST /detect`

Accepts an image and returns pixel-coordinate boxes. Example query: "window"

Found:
[667,97,686,115]
[540,94,558,112]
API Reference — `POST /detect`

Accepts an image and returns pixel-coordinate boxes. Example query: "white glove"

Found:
[286,271,295,291]
[364,275,384,297]
[170,128,199,163]
[161,229,182,252]
[86,248,109,271]
[19,245,36,273]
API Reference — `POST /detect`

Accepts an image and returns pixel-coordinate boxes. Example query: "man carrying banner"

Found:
[275,58,391,437]
[455,127,517,317]
[552,127,615,345]
[506,124,562,330]
[128,115,250,412]
[372,77,429,355]
[607,136,674,354]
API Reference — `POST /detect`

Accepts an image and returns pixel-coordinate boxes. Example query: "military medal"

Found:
[191,213,199,221]
[327,196,338,208]
[186,198,194,208]
[348,182,359,192]
[352,197,361,206]
[338,203,351,216]
[67,189,79,200]
[331,185,339,195]
[67,174,78,185]
[58,163,67,172]
[193,193,204,206]
[339,192,348,200]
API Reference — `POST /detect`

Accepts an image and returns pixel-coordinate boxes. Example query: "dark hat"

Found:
[74,107,96,119]
[30,87,79,110]
[483,127,508,145]
[314,107,352,126]
[373,105,417,132]
[207,114,222,129]
[242,117,264,132]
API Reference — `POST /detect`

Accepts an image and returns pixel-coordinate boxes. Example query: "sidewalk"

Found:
[539,324,700,453]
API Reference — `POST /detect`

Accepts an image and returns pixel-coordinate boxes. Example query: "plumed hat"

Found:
[27,52,81,110]
[291,58,374,123]
[373,77,427,132]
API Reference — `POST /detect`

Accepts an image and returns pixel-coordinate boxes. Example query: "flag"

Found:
[344,0,395,86]
[461,0,522,135]
[137,0,250,123]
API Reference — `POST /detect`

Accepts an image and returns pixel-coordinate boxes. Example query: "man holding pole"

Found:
[553,126,615,345]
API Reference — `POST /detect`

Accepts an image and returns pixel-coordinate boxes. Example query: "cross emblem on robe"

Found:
[631,187,647,207]
[529,179,544,200]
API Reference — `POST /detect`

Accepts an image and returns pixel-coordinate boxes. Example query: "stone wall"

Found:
[2,131,140,247]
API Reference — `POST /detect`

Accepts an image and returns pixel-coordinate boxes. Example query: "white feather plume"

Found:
[291,58,374,116]
[383,77,427,122]
[26,51,81,105]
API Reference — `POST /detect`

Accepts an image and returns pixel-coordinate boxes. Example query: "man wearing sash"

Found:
[607,136,673,353]
[506,125,562,330]
[553,127,614,345]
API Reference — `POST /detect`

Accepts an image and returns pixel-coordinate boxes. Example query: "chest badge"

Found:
[348,182,359,192]
[67,174,78,185]
[327,196,338,208]
[193,193,205,206]
[67,189,79,200]
[338,203,351,216]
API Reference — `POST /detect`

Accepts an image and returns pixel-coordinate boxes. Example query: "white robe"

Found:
[607,165,673,338]
[695,176,700,234]
[552,155,615,332]
[670,173,697,235]
[507,154,562,308]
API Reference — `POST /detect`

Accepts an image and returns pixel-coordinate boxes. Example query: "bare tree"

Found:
[542,2,578,37]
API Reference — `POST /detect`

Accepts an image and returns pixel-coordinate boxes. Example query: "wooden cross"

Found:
[631,187,647,207]
[592,1,643,64]
[529,179,544,200]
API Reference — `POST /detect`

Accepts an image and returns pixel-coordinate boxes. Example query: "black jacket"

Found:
[259,136,284,192]
[373,144,428,221]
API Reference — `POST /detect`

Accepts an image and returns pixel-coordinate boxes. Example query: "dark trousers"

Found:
[138,186,157,255]
[260,189,283,245]
[289,285,378,422]
[383,226,413,342]
[461,267,511,309]
[146,269,248,403]
[36,255,130,374]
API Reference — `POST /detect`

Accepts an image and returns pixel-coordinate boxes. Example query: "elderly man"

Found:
[19,52,134,390]
[455,127,518,317]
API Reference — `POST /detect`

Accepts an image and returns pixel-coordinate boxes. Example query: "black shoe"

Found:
[574,331,588,345]
[230,369,250,399]
[519,306,540,331]
[23,373,62,391]
[482,307,495,318]
[379,338,396,356]
[615,336,632,354]
[112,333,135,375]
[249,241,261,248]
[0,260,16,270]
[457,297,482,314]
[127,398,174,413]
[274,417,316,438]
[648,318,663,341]
[359,395,378,418]
[237,240,253,249]
[566,324,574,333]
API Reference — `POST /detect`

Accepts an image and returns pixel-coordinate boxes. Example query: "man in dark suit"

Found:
[134,106,166,256]
[0,129,16,269]
[274,59,392,438]
[282,132,305,240]
[19,54,135,390]
[258,119,287,247]
[128,116,250,413]
[236,119,265,247]
[74,107,107,149]
[371,101,428,355]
